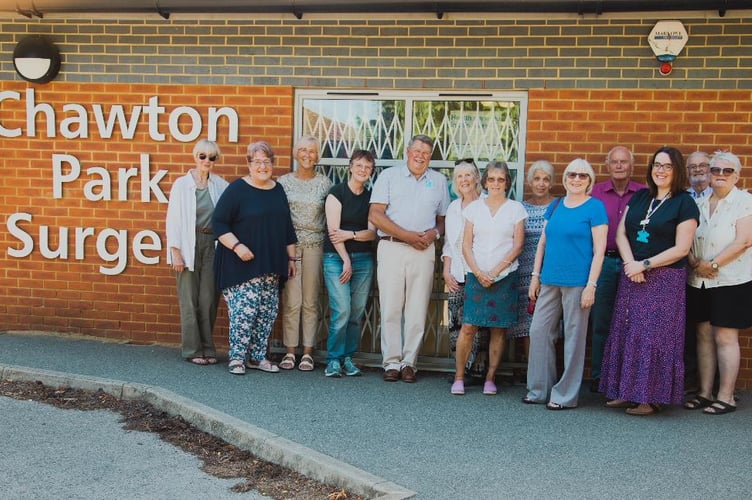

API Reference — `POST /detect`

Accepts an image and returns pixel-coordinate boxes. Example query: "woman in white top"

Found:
[165,139,229,365]
[451,161,527,396]
[442,160,485,382]
[685,151,752,415]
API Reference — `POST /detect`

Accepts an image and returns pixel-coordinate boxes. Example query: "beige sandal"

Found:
[298,353,314,371]
[279,353,296,370]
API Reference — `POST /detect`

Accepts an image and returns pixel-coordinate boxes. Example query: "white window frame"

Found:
[294,89,529,199]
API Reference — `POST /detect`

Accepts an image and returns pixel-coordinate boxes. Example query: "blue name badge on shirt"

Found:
[425,178,433,188]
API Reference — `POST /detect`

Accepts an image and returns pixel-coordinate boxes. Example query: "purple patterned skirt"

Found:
[599,266,686,405]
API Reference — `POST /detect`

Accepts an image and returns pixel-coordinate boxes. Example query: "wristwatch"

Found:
[642,259,651,270]
[710,260,719,271]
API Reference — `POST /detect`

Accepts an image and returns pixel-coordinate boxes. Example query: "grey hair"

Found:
[192,139,220,159]
[606,146,634,165]
[563,158,596,195]
[526,160,554,184]
[451,160,482,198]
[710,151,742,174]
[246,141,275,164]
[408,134,434,149]
[293,135,320,158]
[482,160,512,194]
[687,151,711,166]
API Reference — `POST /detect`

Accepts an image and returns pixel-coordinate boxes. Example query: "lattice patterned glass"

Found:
[412,100,521,163]
[301,99,406,161]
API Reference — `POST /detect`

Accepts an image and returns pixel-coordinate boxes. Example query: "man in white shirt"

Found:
[369,135,450,383]
[687,151,712,199]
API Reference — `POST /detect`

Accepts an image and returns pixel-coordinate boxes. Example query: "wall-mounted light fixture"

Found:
[12,35,61,84]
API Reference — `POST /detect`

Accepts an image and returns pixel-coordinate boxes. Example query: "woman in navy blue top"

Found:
[213,141,297,375]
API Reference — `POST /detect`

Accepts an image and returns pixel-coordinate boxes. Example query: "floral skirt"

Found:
[462,271,519,329]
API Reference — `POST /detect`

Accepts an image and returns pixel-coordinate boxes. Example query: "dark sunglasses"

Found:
[198,153,217,161]
[454,158,476,166]
[709,166,736,176]
[566,172,590,180]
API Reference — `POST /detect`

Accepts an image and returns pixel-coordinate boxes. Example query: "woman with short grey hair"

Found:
[166,139,228,365]
[685,151,752,415]
[524,158,608,409]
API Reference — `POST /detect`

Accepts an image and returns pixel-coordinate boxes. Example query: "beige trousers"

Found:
[282,244,323,348]
[377,240,436,371]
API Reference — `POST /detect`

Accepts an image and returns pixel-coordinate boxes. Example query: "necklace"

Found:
[636,193,671,243]
[193,172,208,189]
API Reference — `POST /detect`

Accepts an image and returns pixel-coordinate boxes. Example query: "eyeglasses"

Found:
[248,159,272,167]
[709,166,736,176]
[455,158,476,166]
[198,153,217,161]
[688,162,709,170]
[608,159,630,165]
[486,176,506,184]
[652,162,674,172]
[566,172,590,180]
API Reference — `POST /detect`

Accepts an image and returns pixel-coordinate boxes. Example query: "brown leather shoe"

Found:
[383,369,400,382]
[401,366,416,383]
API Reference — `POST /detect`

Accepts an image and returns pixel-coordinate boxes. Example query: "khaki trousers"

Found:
[282,245,323,348]
[176,232,219,359]
[377,240,436,371]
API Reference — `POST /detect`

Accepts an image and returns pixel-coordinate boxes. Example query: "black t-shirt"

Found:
[624,189,699,268]
[323,182,373,254]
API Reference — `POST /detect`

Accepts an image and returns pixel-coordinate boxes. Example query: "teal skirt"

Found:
[462,271,519,328]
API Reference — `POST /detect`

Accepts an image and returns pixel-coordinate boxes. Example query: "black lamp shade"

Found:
[13,35,61,84]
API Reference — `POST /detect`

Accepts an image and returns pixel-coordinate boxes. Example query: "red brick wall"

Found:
[2,84,751,387]
[0,81,293,346]
[528,89,752,388]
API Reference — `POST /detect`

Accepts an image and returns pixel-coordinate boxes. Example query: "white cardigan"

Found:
[165,171,229,271]
[441,198,469,283]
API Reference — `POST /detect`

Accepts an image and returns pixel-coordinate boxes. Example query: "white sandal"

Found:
[298,354,314,371]
[279,353,296,370]
[246,359,280,373]
[228,360,245,375]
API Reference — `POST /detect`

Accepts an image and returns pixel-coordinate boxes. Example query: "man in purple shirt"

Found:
[589,146,646,392]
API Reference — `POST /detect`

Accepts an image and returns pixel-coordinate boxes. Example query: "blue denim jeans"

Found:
[323,252,374,361]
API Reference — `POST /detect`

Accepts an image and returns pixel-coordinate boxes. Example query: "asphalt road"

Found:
[1,395,266,499]
[2,332,751,499]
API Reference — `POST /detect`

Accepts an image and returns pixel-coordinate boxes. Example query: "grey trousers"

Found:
[176,232,219,359]
[526,284,589,407]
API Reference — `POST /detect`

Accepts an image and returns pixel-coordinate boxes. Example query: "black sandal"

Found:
[703,400,736,415]
[683,395,713,410]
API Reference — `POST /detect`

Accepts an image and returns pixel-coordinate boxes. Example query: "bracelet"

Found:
[352,231,357,240]
[231,241,241,251]
[288,256,299,262]
[531,272,540,277]
[587,281,598,288]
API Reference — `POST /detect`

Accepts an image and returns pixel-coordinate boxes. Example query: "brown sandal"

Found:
[625,403,661,416]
